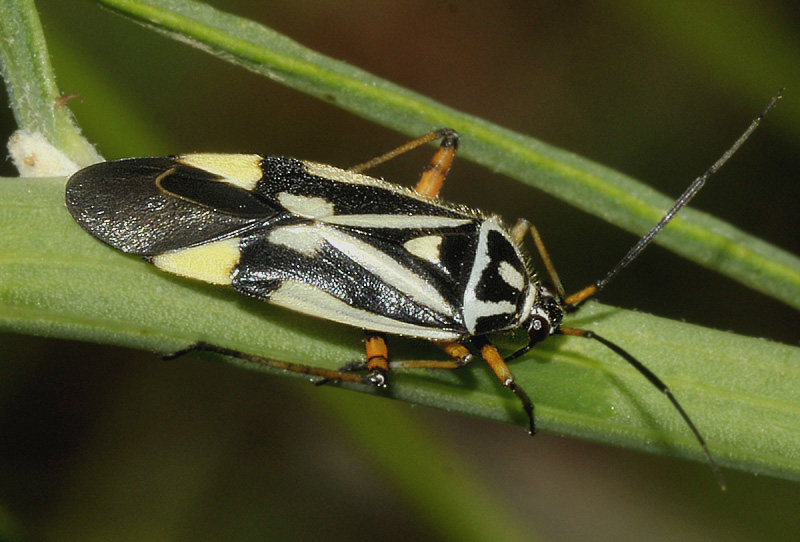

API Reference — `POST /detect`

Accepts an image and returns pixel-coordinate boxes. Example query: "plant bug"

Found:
[65,90,782,489]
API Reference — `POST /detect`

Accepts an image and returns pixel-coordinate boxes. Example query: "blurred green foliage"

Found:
[1,1,798,541]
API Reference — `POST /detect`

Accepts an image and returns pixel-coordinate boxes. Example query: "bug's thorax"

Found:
[460,217,560,338]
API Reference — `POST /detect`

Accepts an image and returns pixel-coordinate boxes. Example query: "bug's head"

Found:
[505,281,564,362]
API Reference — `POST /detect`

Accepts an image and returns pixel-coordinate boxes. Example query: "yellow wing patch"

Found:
[277,192,335,218]
[177,153,263,191]
[152,237,241,285]
[403,235,442,265]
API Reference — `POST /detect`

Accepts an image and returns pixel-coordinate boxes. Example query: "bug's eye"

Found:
[527,315,550,345]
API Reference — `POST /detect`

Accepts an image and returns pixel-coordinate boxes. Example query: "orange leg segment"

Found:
[364,334,389,385]
[360,336,536,434]
[414,132,459,199]
[386,340,473,371]
[564,284,598,307]
[348,128,460,200]
[474,337,536,434]
[177,337,536,435]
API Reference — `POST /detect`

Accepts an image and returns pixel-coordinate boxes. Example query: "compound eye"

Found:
[527,315,550,344]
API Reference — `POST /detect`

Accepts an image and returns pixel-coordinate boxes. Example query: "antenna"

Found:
[557,90,782,490]
[565,89,783,308]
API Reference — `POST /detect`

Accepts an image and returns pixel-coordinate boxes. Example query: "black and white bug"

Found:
[64,92,780,488]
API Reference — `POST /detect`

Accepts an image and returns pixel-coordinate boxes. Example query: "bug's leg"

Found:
[348,128,460,199]
[474,336,536,435]
[388,339,536,434]
[163,342,200,360]
[364,333,389,386]
[168,342,386,387]
[316,333,391,387]
[509,219,568,300]
[324,333,456,386]
[525,222,566,299]
[413,130,459,199]
[334,341,470,384]
[386,341,473,370]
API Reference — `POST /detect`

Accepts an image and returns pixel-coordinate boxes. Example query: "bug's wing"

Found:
[66,157,283,255]
[254,157,475,219]
[193,156,485,338]
[230,218,481,339]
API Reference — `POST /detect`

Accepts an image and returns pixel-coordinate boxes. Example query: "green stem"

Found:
[0,0,100,167]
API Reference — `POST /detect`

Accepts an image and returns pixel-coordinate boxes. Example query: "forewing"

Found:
[231,218,481,338]
[66,157,283,255]
[255,157,475,219]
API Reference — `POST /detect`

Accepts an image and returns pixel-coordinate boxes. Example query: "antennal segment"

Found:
[565,89,782,308]
[560,326,727,490]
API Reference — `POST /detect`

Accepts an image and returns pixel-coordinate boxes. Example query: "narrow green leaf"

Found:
[0,0,100,167]
[88,0,800,310]
[612,0,800,140]
[1,176,798,481]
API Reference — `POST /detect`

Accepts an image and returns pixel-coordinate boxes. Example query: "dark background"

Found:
[1,1,798,540]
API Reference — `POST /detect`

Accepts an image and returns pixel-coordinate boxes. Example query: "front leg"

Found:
[373,337,536,434]
[472,336,536,435]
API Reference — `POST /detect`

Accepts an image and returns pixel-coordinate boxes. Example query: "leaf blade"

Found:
[1,176,798,481]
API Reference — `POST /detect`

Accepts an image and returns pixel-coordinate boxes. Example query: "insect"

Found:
[65,91,780,489]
